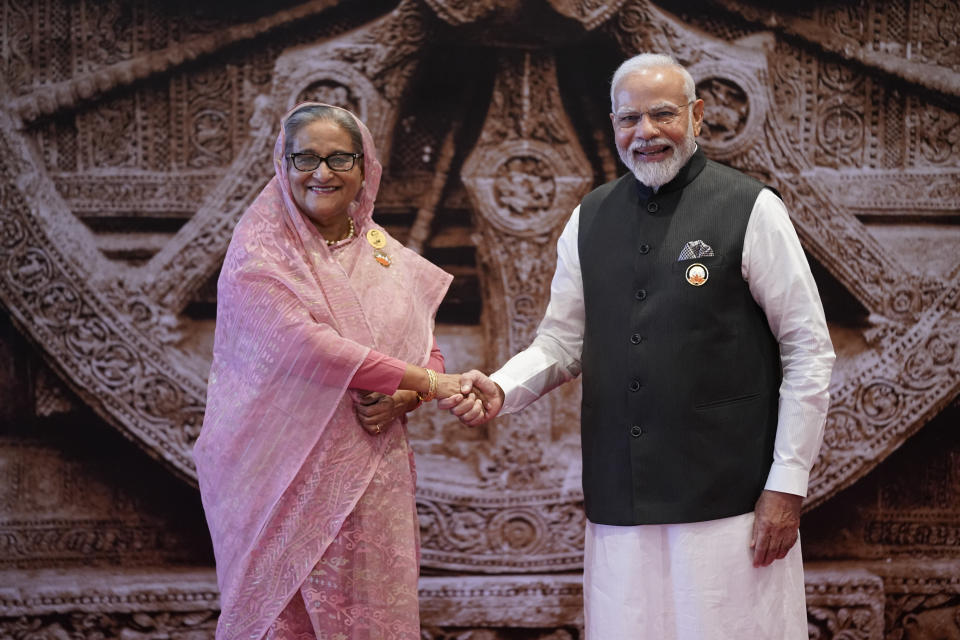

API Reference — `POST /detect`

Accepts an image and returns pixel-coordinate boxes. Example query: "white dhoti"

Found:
[584,513,807,640]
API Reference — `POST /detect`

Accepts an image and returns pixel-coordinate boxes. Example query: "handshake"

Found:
[354,369,503,436]
[434,369,504,427]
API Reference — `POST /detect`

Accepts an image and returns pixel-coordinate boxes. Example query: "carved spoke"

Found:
[461,51,592,491]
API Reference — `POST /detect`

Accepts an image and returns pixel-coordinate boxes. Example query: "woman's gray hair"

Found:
[609,53,697,109]
[283,104,363,157]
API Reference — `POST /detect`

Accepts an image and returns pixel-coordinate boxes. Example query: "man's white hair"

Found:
[610,53,697,110]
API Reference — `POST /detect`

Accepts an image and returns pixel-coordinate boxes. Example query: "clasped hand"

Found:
[431,372,500,420]
[352,390,414,435]
[437,369,504,427]
[353,371,502,435]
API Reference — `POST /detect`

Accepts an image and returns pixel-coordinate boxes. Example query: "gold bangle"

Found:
[422,368,438,402]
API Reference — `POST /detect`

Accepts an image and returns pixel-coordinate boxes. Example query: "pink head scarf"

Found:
[194,103,451,639]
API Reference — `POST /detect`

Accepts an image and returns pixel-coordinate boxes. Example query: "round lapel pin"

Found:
[366,229,391,267]
[366,228,387,249]
[685,262,709,286]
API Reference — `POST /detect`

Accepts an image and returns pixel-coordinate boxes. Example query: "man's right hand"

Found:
[438,369,504,426]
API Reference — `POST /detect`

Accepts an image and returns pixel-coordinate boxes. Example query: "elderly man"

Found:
[443,53,835,638]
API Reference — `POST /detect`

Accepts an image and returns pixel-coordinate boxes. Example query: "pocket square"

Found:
[678,239,714,261]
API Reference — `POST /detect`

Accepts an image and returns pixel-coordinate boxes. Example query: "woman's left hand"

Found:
[353,390,418,435]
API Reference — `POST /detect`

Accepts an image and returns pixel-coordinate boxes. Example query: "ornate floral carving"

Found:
[6,0,347,124]
[185,72,234,169]
[805,567,885,640]
[823,408,873,452]
[813,61,868,168]
[547,0,628,29]
[418,575,584,629]
[38,282,80,327]
[0,522,184,563]
[913,102,960,165]
[296,80,360,113]
[3,0,34,96]
[808,606,879,640]
[417,489,585,571]
[817,102,867,167]
[769,41,812,152]
[52,173,218,213]
[874,561,960,640]
[914,0,960,70]
[494,156,557,217]
[820,3,870,44]
[6,248,53,293]
[82,98,138,168]
[5,615,210,640]
[698,77,749,144]
[864,520,960,548]
[421,0,497,25]
[859,381,902,424]
[808,285,960,509]
[611,0,655,40]
[815,171,960,211]
[712,0,960,97]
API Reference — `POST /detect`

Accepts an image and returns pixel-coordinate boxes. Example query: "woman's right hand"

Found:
[434,372,489,403]
[397,365,488,406]
[434,372,466,400]
[437,370,504,427]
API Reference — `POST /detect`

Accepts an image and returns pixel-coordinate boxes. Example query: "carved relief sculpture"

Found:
[0,0,958,638]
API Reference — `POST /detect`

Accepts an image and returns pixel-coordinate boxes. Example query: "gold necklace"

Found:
[325,217,355,246]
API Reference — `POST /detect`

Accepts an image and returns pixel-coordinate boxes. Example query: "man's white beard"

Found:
[617,115,697,189]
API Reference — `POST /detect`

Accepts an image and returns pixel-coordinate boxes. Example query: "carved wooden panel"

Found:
[1,0,958,637]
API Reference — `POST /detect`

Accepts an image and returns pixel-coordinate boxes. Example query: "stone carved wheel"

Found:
[1,0,959,637]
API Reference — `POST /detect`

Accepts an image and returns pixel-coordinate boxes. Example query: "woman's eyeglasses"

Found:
[288,152,363,172]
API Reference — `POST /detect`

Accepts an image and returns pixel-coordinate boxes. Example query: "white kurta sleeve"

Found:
[490,206,585,414]
[742,189,836,497]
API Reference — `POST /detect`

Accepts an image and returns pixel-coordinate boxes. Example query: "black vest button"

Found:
[635,288,647,301]
[647,201,659,213]
[630,425,643,437]
[630,333,642,344]
[629,379,641,392]
[638,244,650,254]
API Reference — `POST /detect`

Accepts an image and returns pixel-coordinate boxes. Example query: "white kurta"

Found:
[489,187,835,639]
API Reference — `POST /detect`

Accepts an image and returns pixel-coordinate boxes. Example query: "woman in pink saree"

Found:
[194,103,468,639]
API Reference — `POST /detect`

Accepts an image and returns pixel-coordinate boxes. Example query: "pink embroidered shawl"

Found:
[193,104,451,639]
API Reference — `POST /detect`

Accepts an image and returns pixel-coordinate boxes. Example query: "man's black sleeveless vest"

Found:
[578,149,781,525]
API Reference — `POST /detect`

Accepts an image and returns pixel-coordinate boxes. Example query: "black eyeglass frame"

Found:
[288,152,363,172]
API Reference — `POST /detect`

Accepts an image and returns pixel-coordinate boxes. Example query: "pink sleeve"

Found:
[426,338,445,373]
[350,337,444,394]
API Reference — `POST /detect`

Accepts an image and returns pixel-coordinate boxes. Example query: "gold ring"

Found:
[374,424,381,434]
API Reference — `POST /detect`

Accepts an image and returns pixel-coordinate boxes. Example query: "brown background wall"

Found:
[0,1,958,638]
